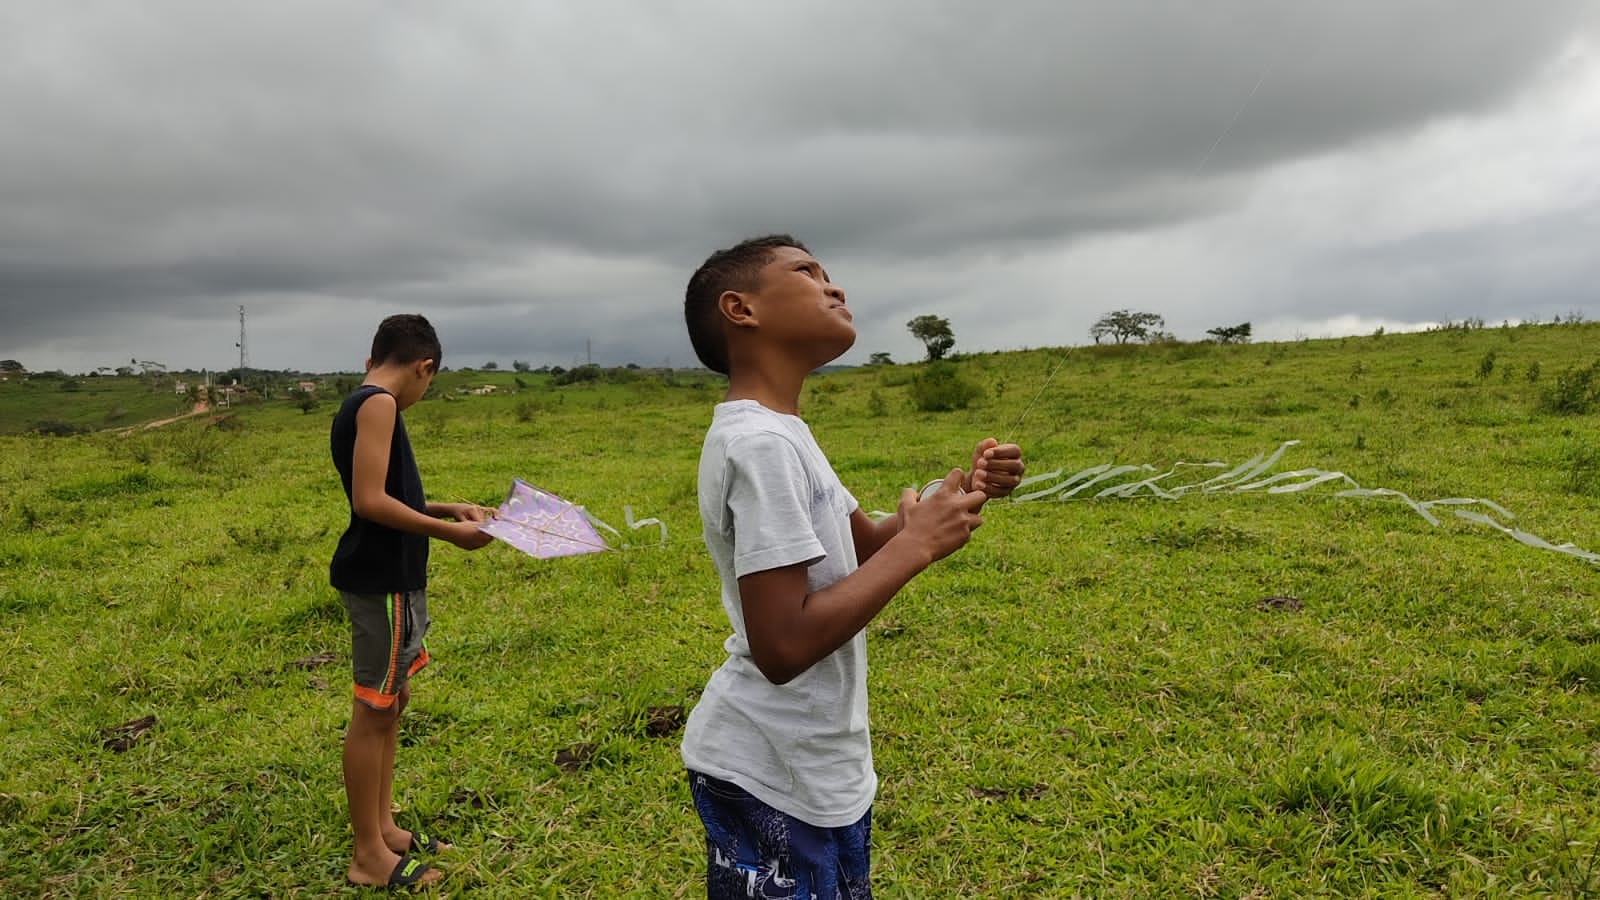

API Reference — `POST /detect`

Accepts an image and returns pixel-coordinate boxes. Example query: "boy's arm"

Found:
[849,509,900,563]
[350,393,491,550]
[740,468,983,685]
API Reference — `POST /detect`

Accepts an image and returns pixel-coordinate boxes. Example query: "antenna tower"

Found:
[236,305,248,371]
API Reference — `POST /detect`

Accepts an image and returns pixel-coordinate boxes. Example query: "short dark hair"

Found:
[684,234,810,375]
[370,314,442,371]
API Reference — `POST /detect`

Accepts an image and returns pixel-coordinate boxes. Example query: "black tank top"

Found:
[329,386,429,592]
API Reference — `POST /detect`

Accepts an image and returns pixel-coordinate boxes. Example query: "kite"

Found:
[478,479,610,559]
[478,478,667,559]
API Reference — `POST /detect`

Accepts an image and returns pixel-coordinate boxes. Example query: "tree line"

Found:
[881,310,1252,366]
[5,307,1252,383]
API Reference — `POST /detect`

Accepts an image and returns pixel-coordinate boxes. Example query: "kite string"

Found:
[1191,54,1275,178]
[1003,349,1071,445]
[998,49,1276,451]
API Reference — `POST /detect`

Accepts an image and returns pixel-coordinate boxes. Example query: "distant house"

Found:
[297,381,316,393]
[174,382,188,395]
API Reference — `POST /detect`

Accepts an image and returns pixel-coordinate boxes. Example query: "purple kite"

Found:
[479,479,610,559]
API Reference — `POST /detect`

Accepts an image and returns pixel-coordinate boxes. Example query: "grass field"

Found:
[4,322,1600,897]
[0,373,200,436]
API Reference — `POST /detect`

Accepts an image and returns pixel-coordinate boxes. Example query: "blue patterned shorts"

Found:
[688,771,872,899]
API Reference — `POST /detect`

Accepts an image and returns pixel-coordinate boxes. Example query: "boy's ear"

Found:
[363,357,374,373]
[718,290,758,329]
[415,358,438,377]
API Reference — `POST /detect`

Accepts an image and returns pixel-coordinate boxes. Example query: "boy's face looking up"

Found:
[731,245,855,366]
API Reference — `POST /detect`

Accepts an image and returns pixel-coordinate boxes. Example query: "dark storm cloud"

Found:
[1,1,1597,371]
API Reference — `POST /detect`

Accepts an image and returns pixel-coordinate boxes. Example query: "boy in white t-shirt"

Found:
[680,235,1024,898]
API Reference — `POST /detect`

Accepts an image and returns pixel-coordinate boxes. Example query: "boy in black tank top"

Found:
[329,314,493,889]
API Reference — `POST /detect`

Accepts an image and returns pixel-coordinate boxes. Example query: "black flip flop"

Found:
[407,831,448,854]
[386,856,434,888]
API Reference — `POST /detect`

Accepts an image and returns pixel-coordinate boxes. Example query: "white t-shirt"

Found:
[680,400,875,827]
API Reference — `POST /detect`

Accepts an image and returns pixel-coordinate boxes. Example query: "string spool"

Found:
[919,479,965,502]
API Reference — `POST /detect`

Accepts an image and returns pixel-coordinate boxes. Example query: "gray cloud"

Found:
[2,1,1598,372]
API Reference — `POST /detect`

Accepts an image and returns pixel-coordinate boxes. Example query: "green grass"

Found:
[0,374,196,435]
[4,322,1600,896]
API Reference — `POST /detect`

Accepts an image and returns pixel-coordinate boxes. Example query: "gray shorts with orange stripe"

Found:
[340,590,431,710]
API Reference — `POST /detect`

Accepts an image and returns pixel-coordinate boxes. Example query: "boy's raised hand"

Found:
[967,438,1025,502]
[897,468,986,564]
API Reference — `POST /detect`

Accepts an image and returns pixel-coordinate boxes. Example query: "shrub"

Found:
[167,424,228,471]
[1563,443,1600,497]
[50,469,166,501]
[1542,360,1600,415]
[514,399,544,423]
[554,365,603,386]
[877,367,914,388]
[908,361,981,412]
[30,420,85,437]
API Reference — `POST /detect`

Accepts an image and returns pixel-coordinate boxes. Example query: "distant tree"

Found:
[907,315,956,361]
[1205,322,1253,344]
[0,359,25,375]
[482,361,499,371]
[868,352,894,366]
[554,364,602,386]
[1090,310,1165,344]
[512,360,531,373]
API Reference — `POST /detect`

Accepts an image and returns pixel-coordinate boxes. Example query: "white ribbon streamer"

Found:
[1012,441,1599,565]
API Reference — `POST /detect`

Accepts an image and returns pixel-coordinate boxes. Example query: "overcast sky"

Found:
[2,2,1598,374]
